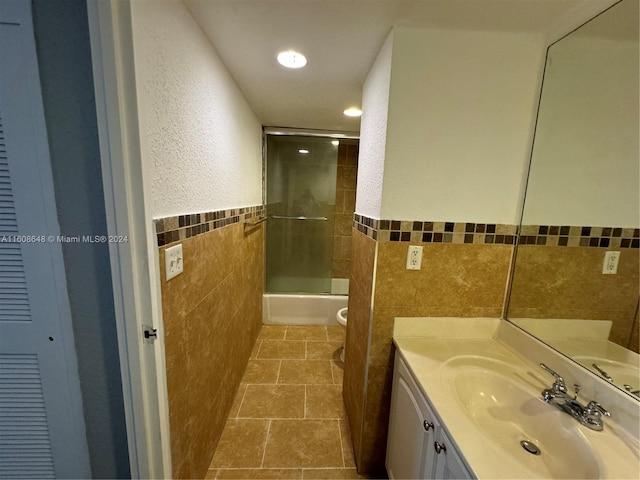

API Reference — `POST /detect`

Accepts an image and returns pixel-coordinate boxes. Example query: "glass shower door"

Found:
[265,135,338,293]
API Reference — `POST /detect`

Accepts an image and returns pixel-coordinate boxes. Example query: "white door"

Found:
[0,1,91,477]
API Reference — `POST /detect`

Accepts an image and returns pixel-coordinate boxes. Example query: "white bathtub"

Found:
[262,293,348,325]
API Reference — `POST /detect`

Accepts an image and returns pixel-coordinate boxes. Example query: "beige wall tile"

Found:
[326,326,346,342]
[509,246,638,348]
[238,385,305,419]
[331,361,344,385]
[262,420,343,468]
[162,222,264,479]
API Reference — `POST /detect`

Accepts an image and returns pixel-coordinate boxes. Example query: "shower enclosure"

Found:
[265,133,358,296]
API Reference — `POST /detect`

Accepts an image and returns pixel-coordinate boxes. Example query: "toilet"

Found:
[336,307,347,362]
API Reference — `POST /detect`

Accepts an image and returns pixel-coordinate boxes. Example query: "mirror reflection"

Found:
[507,0,639,399]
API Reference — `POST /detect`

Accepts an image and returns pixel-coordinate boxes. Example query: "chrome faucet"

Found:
[539,363,610,431]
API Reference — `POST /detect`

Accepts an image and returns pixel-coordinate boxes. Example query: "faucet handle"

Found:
[540,363,567,393]
[585,401,611,417]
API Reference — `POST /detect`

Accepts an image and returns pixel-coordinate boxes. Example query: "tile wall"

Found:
[344,216,640,475]
[332,141,359,279]
[155,206,265,479]
[344,216,514,475]
[509,224,639,351]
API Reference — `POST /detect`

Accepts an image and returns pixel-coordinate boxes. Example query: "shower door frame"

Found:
[262,128,359,295]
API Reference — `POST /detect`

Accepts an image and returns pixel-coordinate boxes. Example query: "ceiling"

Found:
[183,0,617,133]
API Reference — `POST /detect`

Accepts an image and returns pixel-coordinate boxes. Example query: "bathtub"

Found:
[262,293,348,325]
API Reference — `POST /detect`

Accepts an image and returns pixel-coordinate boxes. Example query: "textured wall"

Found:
[31,0,130,477]
[355,32,393,220]
[159,221,264,479]
[130,0,263,218]
[382,27,545,224]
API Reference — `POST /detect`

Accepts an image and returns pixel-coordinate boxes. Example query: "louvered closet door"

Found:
[0,1,90,478]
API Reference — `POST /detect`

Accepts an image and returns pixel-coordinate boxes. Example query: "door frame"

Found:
[86,0,170,477]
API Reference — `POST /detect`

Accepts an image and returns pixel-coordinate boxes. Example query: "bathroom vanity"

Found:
[386,318,640,479]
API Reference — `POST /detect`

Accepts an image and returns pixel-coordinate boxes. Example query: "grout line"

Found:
[304,340,308,360]
[338,419,346,468]
[255,339,263,358]
[276,359,282,384]
[283,325,288,341]
[260,419,272,468]
[330,359,335,384]
[235,384,249,419]
[304,385,307,419]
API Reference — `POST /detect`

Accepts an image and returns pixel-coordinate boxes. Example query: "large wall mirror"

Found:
[507,0,639,400]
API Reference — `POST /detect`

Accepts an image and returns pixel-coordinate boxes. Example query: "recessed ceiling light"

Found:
[343,107,362,117]
[298,149,309,154]
[331,140,339,146]
[277,50,307,69]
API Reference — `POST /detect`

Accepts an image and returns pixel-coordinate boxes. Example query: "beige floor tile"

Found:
[258,340,306,359]
[241,360,281,384]
[285,326,328,341]
[302,468,366,479]
[238,384,305,418]
[339,420,356,468]
[326,326,346,342]
[306,341,343,361]
[306,385,345,419]
[262,419,343,468]
[279,360,334,384]
[331,361,344,385]
[216,468,302,479]
[229,384,247,418]
[258,325,288,340]
[210,419,269,468]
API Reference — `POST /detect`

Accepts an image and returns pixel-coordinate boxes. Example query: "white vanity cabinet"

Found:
[386,352,473,480]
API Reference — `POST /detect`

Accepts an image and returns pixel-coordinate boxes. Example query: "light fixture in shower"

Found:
[298,149,309,154]
[343,107,362,117]
[331,140,339,146]
[277,50,307,69]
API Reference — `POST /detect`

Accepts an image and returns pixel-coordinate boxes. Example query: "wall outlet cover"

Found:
[602,250,620,275]
[406,245,423,270]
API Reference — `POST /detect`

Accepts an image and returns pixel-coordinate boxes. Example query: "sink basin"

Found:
[443,358,602,479]
[573,356,640,392]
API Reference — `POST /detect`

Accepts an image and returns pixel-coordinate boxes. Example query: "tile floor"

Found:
[207,325,370,480]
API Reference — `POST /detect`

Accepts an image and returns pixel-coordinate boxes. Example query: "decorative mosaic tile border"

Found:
[519,225,640,248]
[353,214,517,245]
[155,205,265,247]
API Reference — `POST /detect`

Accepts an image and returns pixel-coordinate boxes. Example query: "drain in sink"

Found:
[520,440,541,455]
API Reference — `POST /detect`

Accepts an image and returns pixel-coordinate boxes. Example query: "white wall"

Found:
[355,32,393,220]
[523,9,639,227]
[130,0,263,219]
[356,26,546,224]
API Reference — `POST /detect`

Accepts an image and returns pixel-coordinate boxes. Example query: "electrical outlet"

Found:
[602,251,620,275]
[406,245,423,270]
[165,244,184,280]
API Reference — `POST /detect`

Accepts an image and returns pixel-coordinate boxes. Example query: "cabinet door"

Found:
[386,357,437,479]
[433,429,473,480]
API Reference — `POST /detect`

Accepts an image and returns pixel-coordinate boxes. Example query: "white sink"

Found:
[441,357,601,479]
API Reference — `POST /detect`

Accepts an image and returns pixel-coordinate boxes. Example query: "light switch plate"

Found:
[165,243,184,280]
